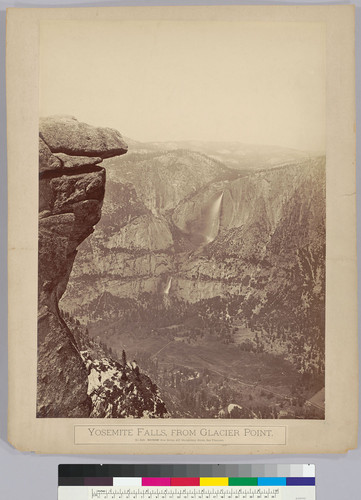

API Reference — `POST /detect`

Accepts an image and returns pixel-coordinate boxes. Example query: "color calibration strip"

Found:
[140,477,314,487]
[59,464,315,487]
[81,477,314,487]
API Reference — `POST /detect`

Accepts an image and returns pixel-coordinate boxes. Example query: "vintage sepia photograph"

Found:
[7,4,357,455]
[37,19,326,421]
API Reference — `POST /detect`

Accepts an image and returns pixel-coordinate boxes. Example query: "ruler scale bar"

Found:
[87,487,283,499]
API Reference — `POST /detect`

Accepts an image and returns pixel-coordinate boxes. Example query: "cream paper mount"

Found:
[7,5,357,454]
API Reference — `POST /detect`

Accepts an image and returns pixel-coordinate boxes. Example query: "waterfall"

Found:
[164,276,172,295]
[204,191,224,243]
[186,190,224,247]
[163,276,172,308]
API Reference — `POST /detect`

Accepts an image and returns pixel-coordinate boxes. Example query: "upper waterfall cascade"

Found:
[204,191,224,244]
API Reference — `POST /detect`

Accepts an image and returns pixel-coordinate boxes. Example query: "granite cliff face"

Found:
[62,153,324,312]
[37,116,128,417]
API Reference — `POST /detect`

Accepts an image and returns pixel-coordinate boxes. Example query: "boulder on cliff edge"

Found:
[39,115,128,159]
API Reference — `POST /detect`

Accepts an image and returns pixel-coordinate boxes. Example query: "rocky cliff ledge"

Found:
[37,116,128,417]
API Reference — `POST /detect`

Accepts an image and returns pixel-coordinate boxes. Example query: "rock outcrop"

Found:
[81,351,168,418]
[37,116,128,417]
[39,115,128,159]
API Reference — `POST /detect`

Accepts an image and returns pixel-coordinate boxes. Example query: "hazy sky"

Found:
[40,20,326,152]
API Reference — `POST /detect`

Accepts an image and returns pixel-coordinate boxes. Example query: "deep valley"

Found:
[60,139,326,419]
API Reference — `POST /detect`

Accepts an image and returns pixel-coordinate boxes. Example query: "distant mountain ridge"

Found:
[122,137,317,171]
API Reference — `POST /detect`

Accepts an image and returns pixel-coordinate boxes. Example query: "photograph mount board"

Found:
[7,5,357,454]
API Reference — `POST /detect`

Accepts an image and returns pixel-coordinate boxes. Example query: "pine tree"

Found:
[122,349,127,367]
